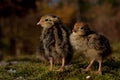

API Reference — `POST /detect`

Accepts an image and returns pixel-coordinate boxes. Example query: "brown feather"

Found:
[70,22,112,60]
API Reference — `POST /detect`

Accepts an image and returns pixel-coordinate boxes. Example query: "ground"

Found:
[0,43,120,80]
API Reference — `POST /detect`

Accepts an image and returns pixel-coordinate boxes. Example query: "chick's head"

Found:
[72,22,91,36]
[37,15,61,29]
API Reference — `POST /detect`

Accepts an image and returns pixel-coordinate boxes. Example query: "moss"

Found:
[0,43,120,80]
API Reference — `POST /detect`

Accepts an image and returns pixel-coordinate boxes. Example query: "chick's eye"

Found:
[81,27,84,29]
[45,19,48,21]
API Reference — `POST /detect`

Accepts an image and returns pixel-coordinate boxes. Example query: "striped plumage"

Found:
[70,22,112,75]
[37,14,73,71]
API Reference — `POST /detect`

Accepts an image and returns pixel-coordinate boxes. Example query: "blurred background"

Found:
[0,0,120,60]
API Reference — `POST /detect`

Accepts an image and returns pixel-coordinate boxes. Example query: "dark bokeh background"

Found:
[0,0,120,58]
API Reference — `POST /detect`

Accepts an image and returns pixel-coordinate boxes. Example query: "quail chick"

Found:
[37,14,73,71]
[70,22,111,75]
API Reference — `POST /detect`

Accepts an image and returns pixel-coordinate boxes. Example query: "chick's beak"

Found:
[72,29,77,32]
[37,21,40,25]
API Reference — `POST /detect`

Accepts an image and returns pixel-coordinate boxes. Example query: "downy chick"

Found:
[70,22,111,75]
[37,14,73,71]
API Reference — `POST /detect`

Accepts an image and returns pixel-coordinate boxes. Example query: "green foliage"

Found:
[0,53,120,80]
[112,42,120,52]
[111,42,120,60]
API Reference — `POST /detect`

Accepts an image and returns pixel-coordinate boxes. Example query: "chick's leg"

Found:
[96,60,102,75]
[57,57,65,72]
[49,57,54,71]
[85,59,95,72]
[61,57,65,71]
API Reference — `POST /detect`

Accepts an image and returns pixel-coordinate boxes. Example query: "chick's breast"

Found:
[70,33,88,52]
